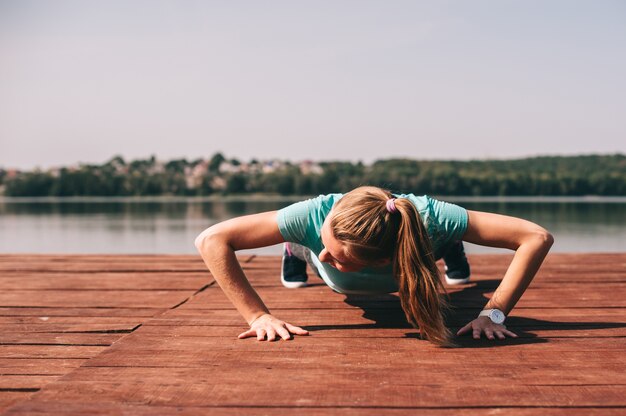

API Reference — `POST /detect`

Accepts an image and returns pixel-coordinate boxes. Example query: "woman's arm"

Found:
[457,210,554,339]
[195,211,308,341]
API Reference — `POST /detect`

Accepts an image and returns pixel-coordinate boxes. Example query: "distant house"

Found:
[299,160,323,175]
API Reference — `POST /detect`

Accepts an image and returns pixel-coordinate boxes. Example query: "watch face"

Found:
[490,309,505,324]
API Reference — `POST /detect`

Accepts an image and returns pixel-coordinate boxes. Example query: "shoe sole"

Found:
[445,274,470,285]
[280,272,307,289]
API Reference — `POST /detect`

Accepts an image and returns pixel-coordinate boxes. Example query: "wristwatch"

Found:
[478,309,506,325]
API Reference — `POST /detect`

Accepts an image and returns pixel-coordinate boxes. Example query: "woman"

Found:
[195,186,554,346]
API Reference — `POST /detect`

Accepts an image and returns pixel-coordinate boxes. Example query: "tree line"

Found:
[1,154,624,197]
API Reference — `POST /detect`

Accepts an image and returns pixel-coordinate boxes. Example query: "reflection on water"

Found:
[454,200,626,253]
[0,197,624,254]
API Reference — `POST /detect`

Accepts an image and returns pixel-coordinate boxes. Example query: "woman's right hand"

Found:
[238,313,309,341]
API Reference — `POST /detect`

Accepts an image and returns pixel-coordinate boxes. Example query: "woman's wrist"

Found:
[247,311,270,326]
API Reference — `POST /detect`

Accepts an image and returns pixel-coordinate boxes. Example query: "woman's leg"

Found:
[442,240,471,285]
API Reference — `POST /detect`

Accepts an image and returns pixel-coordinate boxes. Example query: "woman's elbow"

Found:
[194,226,224,253]
[534,228,554,249]
[519,226,554,250]
[545,231,555,247]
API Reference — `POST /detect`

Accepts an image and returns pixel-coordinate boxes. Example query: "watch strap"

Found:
[478,309,493,318]
[478,309,506,324]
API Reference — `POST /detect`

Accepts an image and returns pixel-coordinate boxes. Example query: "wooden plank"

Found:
[0,307,164,317]
[0,254,200,261]
[0,358,86,375]
[1,253,620,273]
[0,290,195,308]
[81,336,626,370]
[0,316,146,325]
[0,375,60,390]
[0,272,212,290]
[241,253,625,270]
[160,285,626,309]
[0,262,207,273]
[12,403,626,416]
[0,345,108,359]
[0,333,120,345]
[136,323,626,339]
[44,363,626,387]
[158,305,626,319]
[254,274,626,285]
[0,393,35,414]
[0,323,141,333]
[0,254,247,272]
[17,370,626,407]
[215,256,626,279]
[144,307,626,329]
[0,252,620,264]
[0,254,254,264]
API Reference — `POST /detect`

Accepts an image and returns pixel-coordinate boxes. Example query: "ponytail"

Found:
[393,198,453,347]
[331,186,453,347]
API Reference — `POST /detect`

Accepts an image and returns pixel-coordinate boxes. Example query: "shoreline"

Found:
[2,195,626,203]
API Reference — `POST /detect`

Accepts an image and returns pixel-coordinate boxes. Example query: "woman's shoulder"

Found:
[277,193,342,246]
[396,193,463,213]
[282,193,342,214]
[396,193,430,212]
[318,193,343,209]
[308,193,342,226]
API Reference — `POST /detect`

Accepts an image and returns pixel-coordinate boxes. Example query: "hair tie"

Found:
[385,198,397,214]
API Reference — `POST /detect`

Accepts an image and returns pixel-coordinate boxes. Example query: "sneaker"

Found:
[443,241,471,285]
[281,243,308,288]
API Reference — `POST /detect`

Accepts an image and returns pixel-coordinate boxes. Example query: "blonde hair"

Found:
[330,186,453,347]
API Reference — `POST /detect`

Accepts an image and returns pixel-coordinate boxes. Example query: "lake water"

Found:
[1,196,625,255]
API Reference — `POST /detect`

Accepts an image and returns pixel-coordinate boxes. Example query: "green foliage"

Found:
[209,153,225,172]
[5,171,55,196]
[225,174,248,194]
[2,154,624,197]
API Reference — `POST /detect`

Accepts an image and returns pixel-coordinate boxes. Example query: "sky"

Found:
[1,0,625,170]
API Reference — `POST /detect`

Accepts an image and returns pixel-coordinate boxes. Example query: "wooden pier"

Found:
[1,253,625,415]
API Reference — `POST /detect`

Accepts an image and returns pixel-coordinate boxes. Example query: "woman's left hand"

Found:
[457,316,518,340]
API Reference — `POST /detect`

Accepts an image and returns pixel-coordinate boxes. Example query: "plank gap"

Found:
[0,388,40,393]
[0,343,111,347]
[60,324,141,334]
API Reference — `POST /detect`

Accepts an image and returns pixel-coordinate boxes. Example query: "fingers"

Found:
[456,323,472,336]
[238,328,256,339]
[472,327,481,339]
[503,328,518,338]
[285,323,309,336]
[266,327,278,342]
[275,326,291,341]
[239,317,308,342]
[458,316,522,341]
[488,324,518,339]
